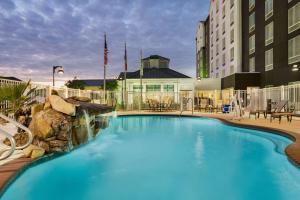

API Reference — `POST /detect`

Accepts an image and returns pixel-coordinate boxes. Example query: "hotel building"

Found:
[197,0,300,89]
[208,0,242,79]
[242,0,300,87]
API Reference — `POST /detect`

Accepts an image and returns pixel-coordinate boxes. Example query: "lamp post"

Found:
[52,66,64,87]
[120,77,124,107]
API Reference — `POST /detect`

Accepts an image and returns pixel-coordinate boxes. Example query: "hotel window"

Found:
[265,22,273,46]
[216,29,219,41]
[211,49,214,60]
[222,53,226,66]
[230,11,234,25]
[222,22,225,34]
[249,0,255,11]
[230,29,234,43]
[249,35,255,54]
[216,16,219,27]
[230,0,234,8]
[249,57,255,72]
[249,12,255,32]
[222,5,226,18]
[216,58,219,68]
[288,2,300,33]
[216,43,219,55]
[163,85,174,92]
[265,49,273,71]
[230,47,234,61]
[146,85,161,92]
[288,35,300,64]
[211,23,214,34]
[222,38,226,50]
[133,85,143,92]
[265,0,273,20]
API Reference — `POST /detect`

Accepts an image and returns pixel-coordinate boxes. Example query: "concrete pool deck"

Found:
[1,111,300,193]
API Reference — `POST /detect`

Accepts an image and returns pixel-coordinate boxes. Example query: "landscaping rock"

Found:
[31,148,45,159]
[31,104,44,117]
[49,140,69,152]
[23,144,44,159]
[49,95,76,116]
[67,96,91,103]
[44,102,51,110]
[29,114,54,139]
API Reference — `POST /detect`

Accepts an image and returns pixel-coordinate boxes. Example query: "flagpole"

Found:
[103,33,108,103]
[140,49,143,111]
[124,42,127,110]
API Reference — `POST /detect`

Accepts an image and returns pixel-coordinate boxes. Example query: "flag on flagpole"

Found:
[124,42,128,71]
[104,33,108,66]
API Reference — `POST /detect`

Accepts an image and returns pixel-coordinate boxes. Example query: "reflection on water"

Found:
[195,133,204,166]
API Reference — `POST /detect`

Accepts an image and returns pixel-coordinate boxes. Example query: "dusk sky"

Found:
[0,0,209,83]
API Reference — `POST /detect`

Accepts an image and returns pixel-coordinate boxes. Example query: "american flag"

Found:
[124,42,128,71]
[104,33,108,66]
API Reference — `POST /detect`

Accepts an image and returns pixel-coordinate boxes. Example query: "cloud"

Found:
[0,0,209,82]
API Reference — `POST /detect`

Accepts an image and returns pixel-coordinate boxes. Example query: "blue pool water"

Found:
[2,116,300,200]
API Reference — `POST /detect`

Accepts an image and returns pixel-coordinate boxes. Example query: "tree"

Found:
[105,80,118,91]
[0,81,36,116]
[65,79,86,90]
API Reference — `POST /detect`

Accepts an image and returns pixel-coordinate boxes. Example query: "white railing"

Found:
[3,82,300,113]
[0,128,16,160]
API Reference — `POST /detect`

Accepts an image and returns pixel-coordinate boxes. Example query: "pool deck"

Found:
[1,111,300,193]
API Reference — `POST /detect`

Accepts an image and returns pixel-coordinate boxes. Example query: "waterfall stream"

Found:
[83,110,93,141]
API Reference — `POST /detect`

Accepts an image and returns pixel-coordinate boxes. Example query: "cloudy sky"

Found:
[0,0,209,83]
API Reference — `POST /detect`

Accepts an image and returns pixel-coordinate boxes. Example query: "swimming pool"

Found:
[2,116,300,200]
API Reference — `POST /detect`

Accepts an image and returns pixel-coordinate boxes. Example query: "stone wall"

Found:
[5,94,113,159]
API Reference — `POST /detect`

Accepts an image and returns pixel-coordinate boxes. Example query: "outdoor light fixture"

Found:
[292,64,299,72]
[53,66,64,87]
[197,76,201,81]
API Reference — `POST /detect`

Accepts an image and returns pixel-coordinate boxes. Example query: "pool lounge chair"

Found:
[270,100,289,123]
[288,110,300,123]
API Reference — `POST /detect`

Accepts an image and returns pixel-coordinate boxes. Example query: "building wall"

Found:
[205,16,210,78]
[243,0,300,87]
[196,21,209,79]
[209,0,242,79]
[117,78,194,104]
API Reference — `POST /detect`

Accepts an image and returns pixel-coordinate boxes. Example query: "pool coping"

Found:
[1,113,300,196]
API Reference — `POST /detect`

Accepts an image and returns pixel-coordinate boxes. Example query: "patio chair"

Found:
[247,101,258,119]
[147,99,159,111]
[289,109,300,123]
[215,100,223,113]
[199,98,208,112]
[270,100,289,123]
[161,97,173,111]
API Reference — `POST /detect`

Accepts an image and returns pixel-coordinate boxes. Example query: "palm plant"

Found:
[0,81,36,116]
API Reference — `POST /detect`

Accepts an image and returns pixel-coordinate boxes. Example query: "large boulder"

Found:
[49,95,76,116]
[29,115,54,139]
[29,109,72,139]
